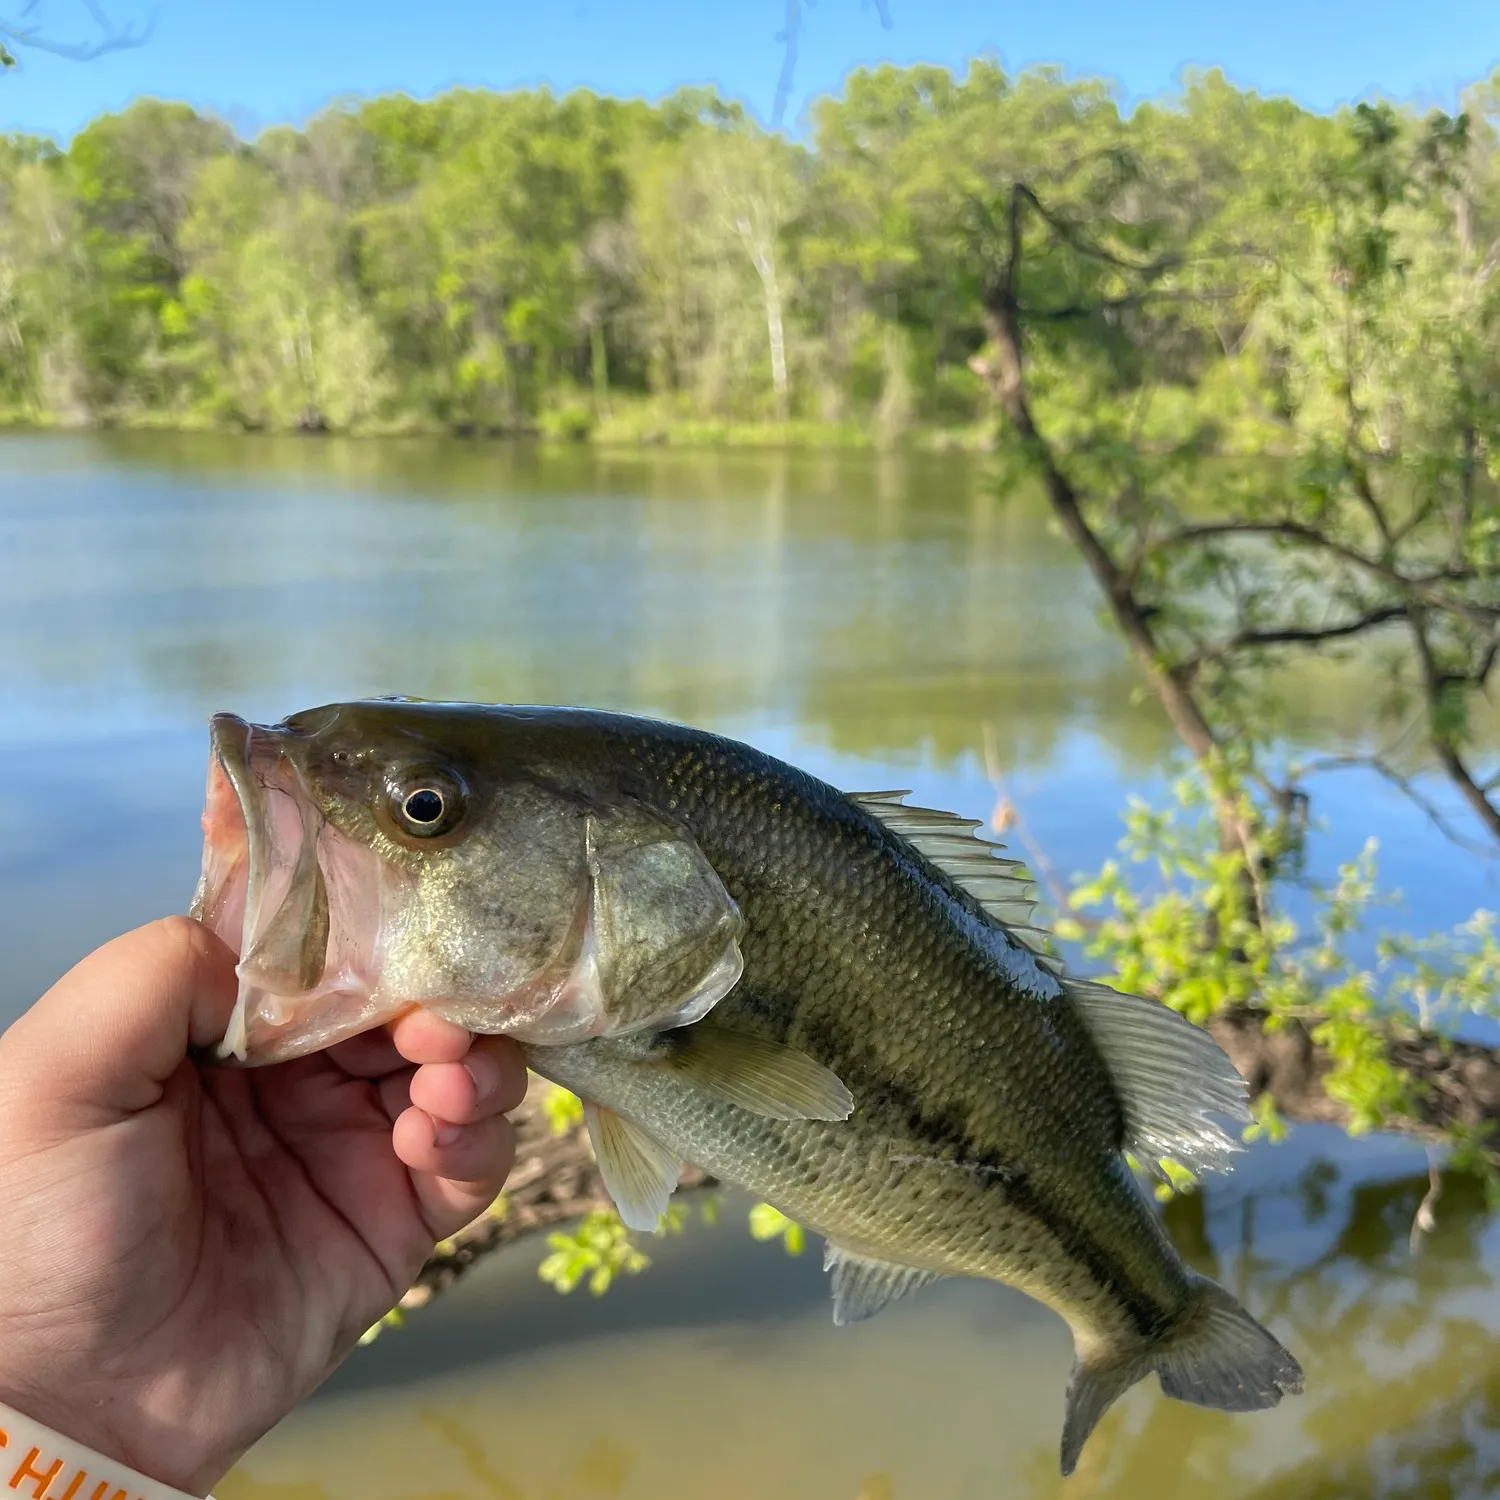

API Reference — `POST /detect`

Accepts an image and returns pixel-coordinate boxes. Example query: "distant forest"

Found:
[3,63,1500,446]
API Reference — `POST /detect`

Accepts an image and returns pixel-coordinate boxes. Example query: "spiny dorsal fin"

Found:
[849,790,1250,1178]
[1065,978,1248,1176]
[848,790,1060,969]
[823,1242,944,1325]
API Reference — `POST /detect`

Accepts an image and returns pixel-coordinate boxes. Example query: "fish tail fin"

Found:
[1059,1272,1303,1476]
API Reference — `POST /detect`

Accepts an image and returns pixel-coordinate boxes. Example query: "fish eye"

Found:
[388,767,468,839]
[403,788,445,824]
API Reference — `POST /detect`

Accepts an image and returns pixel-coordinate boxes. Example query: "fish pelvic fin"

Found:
[1059,1271,1304,1477]
[583,1101,683,1232]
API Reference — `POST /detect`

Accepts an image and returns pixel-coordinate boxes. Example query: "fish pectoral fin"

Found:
[658,1025,854,1122]
[583,1101,683,1233]
[823,1243,944,1325]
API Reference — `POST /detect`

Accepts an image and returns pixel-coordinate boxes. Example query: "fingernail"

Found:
[464,1055,498,1102]
[433,1120,461,1147]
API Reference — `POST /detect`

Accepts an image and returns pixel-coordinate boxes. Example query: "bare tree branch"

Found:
[1151,520,1498,628]
[771,0,895,131]
[1180,604,1409,679]
[1408,606,1500,842]
[1019,287,1239,323]
[1013,181,1186,279]
[1300,752,1499,857]
[969,170,1500,860]
[0,0,154,65]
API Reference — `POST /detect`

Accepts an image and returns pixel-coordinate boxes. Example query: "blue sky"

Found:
[4,0,1500,143]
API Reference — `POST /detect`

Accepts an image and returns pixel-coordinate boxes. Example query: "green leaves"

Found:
[748,1202,806,1255]
[1066,758,1498,1169]
[542,1084,585,1136]
[538,1211,651,1297]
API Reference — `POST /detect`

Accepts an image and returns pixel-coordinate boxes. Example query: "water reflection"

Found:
[3,431,1472,766]
[3,431,1496,1015]
[206,1128,1500,1500]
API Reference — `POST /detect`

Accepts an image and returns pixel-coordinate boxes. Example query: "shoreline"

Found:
[0,417,1000,454]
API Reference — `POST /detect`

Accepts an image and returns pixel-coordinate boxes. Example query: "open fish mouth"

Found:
[189,712,396,1065]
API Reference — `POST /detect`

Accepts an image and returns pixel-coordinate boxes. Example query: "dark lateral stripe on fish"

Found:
[865,1076,1168,1342]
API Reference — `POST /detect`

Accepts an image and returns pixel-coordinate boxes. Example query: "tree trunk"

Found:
[590,323,610,413]
[738,214,790,421]
[968,186,1249,869]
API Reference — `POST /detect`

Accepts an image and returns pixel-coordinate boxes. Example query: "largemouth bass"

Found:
[189,700,1303,1474]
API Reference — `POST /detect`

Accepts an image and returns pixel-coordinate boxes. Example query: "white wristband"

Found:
[0,1403,210,1500]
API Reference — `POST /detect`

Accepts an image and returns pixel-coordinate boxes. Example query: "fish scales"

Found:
[542,719,1191,1343]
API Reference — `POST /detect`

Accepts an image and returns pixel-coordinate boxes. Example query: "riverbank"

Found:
[0,410,1001,453]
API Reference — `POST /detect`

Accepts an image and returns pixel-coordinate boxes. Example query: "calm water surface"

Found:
[2,432,1498,1498]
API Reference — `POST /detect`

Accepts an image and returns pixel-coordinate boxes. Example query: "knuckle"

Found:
[151,913,212,969]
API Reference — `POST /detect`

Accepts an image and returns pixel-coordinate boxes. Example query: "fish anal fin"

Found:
[1065,977,1249,1175]
[583,1101,682,1232]
[660,1025,854,1121]
[823,1242,943,1325]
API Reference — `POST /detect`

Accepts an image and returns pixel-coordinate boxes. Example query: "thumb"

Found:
[2,917,239,1125]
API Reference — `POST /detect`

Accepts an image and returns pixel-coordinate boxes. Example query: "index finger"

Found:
[328,1008,476,1079]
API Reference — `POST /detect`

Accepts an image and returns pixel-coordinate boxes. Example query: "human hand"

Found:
[0,916,526,1496]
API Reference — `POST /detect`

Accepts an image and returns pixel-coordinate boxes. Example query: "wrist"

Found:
[0,1399,214,1500]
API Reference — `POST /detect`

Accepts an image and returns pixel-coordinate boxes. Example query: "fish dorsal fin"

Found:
[1065,978,1248,1177]
[583,1101,683,1231]
[849,793,1249,1179]
[823,1242,944,1325]
[848,791,1060,968]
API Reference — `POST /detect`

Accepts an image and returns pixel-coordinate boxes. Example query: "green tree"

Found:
[178,154,390,430]
[68,101,234,413]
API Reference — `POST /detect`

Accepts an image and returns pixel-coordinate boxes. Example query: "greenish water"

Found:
[1,431,1498,1498]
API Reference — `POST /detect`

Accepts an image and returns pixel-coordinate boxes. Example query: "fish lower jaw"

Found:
[213,965,394,1066]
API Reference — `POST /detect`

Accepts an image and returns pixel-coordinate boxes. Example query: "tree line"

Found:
[0,63,1494,451]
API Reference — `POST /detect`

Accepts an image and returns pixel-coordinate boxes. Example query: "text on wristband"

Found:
[0,1431,145,1500]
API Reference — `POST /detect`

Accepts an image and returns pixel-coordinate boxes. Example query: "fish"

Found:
[188,699,1304,1475]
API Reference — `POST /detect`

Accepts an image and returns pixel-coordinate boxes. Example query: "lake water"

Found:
[2,431,1498,1498]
